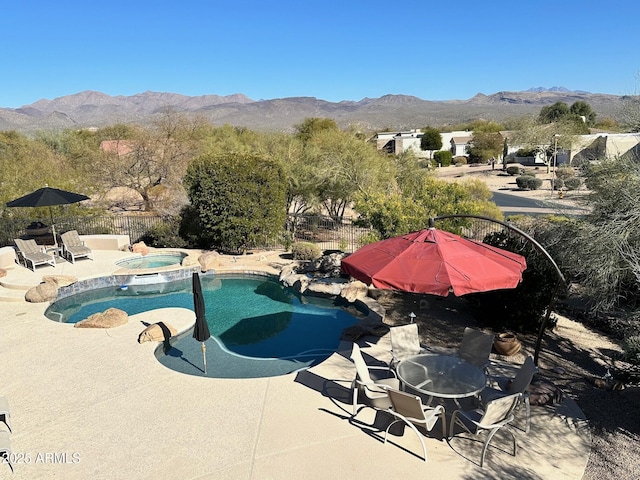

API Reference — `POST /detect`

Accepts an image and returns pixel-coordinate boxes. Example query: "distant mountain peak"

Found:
[526,86,591,94]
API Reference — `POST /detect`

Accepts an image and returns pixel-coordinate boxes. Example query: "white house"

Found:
[373,130,473,158]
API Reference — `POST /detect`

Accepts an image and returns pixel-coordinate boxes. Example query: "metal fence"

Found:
[0,215,164,248]
[0,214,371,252]
[1,213,514,252]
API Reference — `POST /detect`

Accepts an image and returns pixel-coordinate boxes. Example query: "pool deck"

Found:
[0,249,591,479]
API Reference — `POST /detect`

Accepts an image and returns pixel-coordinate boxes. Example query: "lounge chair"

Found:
[14,238,56,271]
[481,356,538,432]
[61,230,93,263]
[449,392,521,467]
[384,388,446,461]
[458,327,494,372]
[389,323,427,370]
[350,343,400,416]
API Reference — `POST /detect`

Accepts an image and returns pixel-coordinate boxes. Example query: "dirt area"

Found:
[434,163,591,214]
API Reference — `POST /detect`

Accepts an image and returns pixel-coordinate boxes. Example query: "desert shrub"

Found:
[291,241,322,260]
[516,147,538,157]
[623,335,640,365]
[184,151,287,253]
[433,150,453,167]
[466,230,560,333]
[555,165,576,181]
[564,177,583,190]
[506,165,522,176]
[140,216,188,248]
[454,156,467,166]
[516,175,543,190]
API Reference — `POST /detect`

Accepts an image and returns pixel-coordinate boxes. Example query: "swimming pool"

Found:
[45,275,361,378]
[115,252,187,269]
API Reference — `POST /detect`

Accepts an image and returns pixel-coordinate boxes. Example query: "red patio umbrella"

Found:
[341,228,527,296]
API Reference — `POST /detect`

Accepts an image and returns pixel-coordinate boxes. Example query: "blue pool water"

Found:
[45,275,361,378]
[115,252,187,269]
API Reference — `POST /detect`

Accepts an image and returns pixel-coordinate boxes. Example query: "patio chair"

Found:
[458,327,494,372]
[389,323,427,370]
[384,388,446,461]
[350,343,400,416]
[0,431,12,473]
[449,392,521,468]
[0,396,10,432]
[61,230,93,263]
[481,356,538,433]
[14,238,56,271]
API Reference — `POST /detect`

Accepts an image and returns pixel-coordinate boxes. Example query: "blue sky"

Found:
[1,0,638,108]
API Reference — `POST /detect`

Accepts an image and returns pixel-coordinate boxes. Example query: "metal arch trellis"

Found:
[430,214,567,366]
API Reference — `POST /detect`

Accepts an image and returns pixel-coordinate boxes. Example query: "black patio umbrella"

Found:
[6,186,90,247]
[192,272,211,375]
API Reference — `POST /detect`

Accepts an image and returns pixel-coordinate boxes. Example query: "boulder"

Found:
[198,251,220,272]
[131,241,149,256]
[138,322,178,343]
[316,252,346,274]
[181,254,199,267]
[340,280,369,303]
[306,279,348,297]
[279,263,298,282]
[281,273,309,292]
[74,308,128,329]
[42,275,78,288]
[25,278,59,303]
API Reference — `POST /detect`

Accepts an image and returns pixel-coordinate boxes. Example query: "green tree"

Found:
[93,112,209,214]
[467,132,503,163]
[301,127,392,218]
[354,176,503,240]
[539,102,570,123]
[294,117,339,143]
[570,100,597,126]
[420,127,442,159]
[183,151,287,252]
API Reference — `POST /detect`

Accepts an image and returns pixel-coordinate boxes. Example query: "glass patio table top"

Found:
[396,353,486,399]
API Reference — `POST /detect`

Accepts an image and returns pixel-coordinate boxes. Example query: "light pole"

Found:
[551,134,559,193]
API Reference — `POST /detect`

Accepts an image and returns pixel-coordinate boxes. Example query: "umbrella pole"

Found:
[48,206,58,248]
[201,342,207,375]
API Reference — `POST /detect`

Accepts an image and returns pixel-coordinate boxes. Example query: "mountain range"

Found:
[0,89,626,134]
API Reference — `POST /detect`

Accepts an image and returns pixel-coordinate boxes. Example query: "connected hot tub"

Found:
[115,252,188,269]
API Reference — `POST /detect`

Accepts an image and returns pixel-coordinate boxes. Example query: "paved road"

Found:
[491,191,587,216]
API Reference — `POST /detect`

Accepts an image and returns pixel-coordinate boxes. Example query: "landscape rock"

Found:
[340,280,369,303]
[279,263,298,282]
[181,254,199,267]
[306,279,348,297]
[131,241,149,256]
[42,275,78,288]
[25,278,59,303]
[198,251,220,272]
[138,322,178,343]
[74,308,128,329]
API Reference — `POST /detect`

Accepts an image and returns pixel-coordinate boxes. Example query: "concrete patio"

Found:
[0,248,591,479]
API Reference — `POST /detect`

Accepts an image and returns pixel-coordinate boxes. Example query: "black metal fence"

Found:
[0,214,372,252]
[1,213,514,252]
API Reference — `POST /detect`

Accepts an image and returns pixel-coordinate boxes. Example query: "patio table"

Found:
[396,353,486,404]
